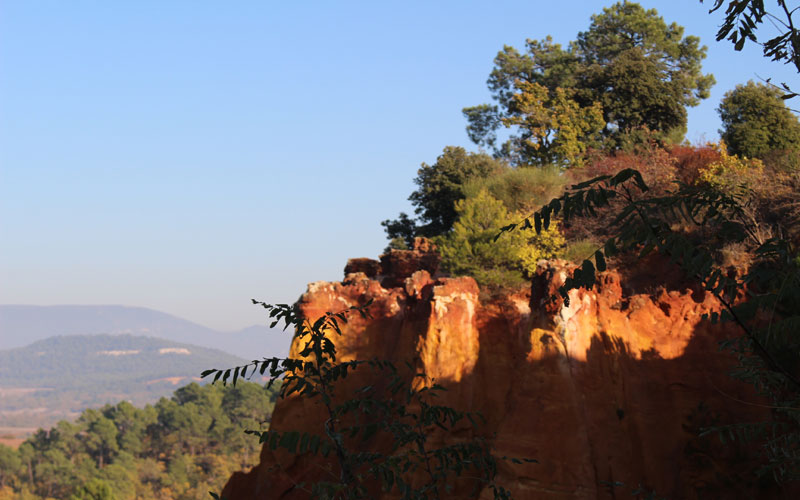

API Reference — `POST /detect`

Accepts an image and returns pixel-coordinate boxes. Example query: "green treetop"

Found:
[0,445,21,489]
[69,478,115,500]
[718,80,800,162]
[80,410,119,470]
[464,1,715,164]
[381,146,506,245]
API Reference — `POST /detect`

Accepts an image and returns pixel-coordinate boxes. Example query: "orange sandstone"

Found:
[223,247,781,499]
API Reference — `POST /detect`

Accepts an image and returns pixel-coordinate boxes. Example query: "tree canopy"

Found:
[0,381,278,500]
[464,1,715,165]
[381,146,506,245]
[718,80,800,162]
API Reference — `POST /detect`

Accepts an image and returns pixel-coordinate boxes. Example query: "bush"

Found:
[669,143,722,185]
[697,142,764,195]
[560,143,678,244]
[462,165,567,214]
[762,149,800,172]
[561,239,602,264]
[435,189,564,289]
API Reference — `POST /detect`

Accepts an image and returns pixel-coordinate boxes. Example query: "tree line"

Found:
[383,1,800,295]
[0,382,278,500]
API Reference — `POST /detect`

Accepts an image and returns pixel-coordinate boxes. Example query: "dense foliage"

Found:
[435,189,564,290]
[378,1,800,490]
[718,81,800,165]
[381,147,506,247]
[382,2,724,290]
[463,1,714,164]
[382,150,572,288]
[0,382,277,500]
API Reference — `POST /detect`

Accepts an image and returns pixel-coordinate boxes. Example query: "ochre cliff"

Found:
[223,242,782,499]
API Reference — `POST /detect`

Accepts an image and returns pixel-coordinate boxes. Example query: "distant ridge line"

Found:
[0,304,290,360]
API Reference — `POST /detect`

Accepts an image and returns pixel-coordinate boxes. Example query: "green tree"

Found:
[99,453,138,500]
[499,82,604,167]
[221,383,272,468]
[34,449,76,498]
[155,397,211,458]
[16,443,34,486]
[0,445,21,489]
[464,1,714,163]
[80,410,119,470]
[435,189,564,289]
[69,478,115,500]
[382,146,506,243]
[1,381,277,499]
[104,401,152,457]
[573,3,714,137]
[718,80,800,162]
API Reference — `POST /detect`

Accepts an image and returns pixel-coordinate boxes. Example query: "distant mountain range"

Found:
[0,334,246,388]
[0,334,250,428]
[0,304,292,359]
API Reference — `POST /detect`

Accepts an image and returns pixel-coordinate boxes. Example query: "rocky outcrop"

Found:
[222,248,782,499]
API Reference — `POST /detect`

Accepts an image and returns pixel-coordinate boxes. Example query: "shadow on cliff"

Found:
[221,251,793,500]
[466,293,784,499]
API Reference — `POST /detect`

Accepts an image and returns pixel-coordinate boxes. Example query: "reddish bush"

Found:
[564,142,678,243]
[669,143,721,185]
[578,142,677,195]
[558,144,799,266]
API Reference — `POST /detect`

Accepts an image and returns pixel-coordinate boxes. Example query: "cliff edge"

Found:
[222,242,778,499]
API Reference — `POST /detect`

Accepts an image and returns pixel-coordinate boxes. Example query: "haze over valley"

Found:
[0,304,290,359]
[0,305,289,442]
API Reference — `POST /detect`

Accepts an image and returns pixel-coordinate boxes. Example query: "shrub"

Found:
[762,148,800,172]
[669,143,722,185]
[696,143,771,245]
[580,141,678,195]
[697,142,764,195]
[560,143,677,244]
[561,239,602,264]
[462,165,567,214]
[435,189,564,289]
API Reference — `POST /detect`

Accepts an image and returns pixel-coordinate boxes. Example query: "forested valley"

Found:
[0,382,278,500]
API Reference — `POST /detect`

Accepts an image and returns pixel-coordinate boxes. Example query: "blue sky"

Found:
[1,1,797,331]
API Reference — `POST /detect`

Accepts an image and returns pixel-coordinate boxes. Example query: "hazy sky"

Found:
[1,1,797,331]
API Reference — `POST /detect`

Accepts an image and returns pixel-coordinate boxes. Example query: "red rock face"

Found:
[222,253,784,499]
